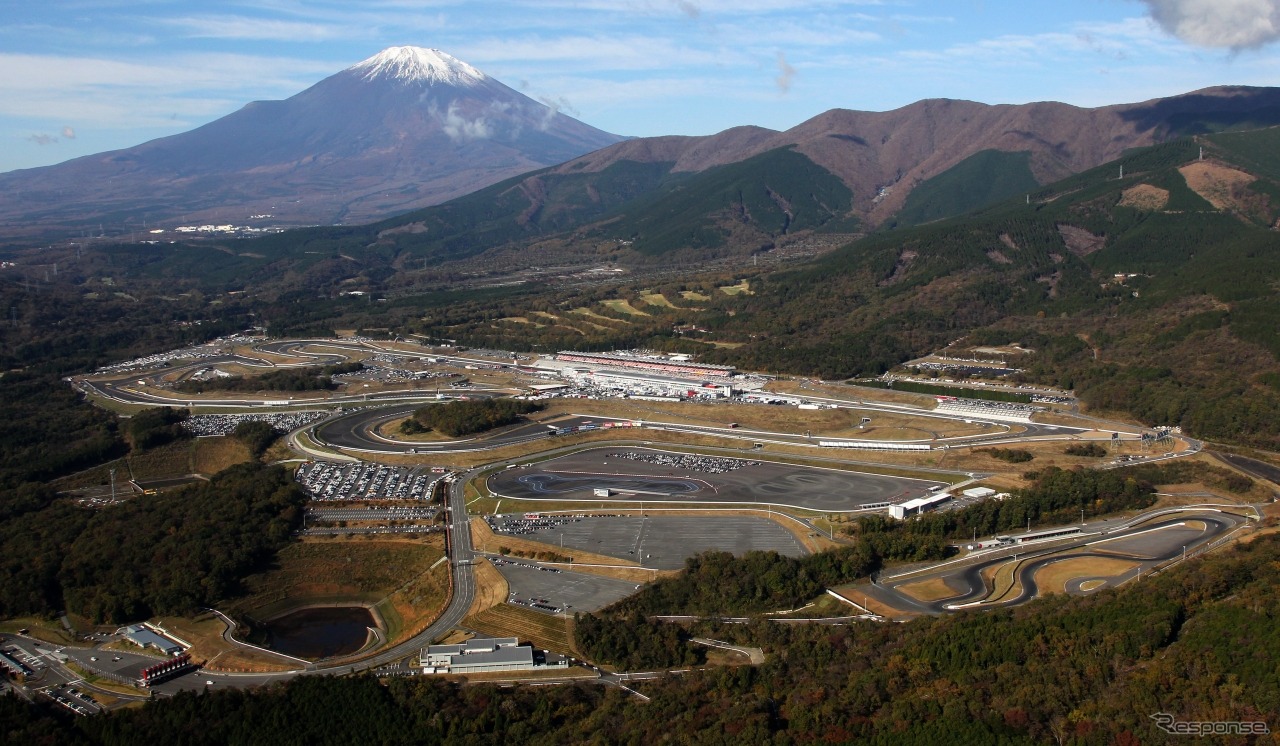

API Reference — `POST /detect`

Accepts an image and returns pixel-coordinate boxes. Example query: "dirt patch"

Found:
[1178,162,1255,212]
[999,233,1019,251]
[1118,183,1170,211]
[1036,270,1063,298]
[986,249,1013,265]
[1056,224,1106,257]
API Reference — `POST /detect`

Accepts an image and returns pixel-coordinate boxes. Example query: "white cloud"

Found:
[1139,0,1280,50]
[158,15,355,42]
[459,34,749,71]
[0,52,333,130]
[776,51,796,93]
[61,126,76,139]
[438,102,491,141]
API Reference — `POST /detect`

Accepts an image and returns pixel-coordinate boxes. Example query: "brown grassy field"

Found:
[0,618,76,645]
[55,435,260,491]
[466,559,510,617]
[374,416,451,442]
[535,397,992,440]
[638,291,679,309]
[463,604,572,654]
[226,537,447,634]
[830,583,919,620]
[897,577,962,603]
[1032,556,1141,595]
[192,436,254,474]
[600,299,651,317]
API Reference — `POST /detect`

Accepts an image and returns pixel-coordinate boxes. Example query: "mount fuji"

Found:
[0,47,625,239]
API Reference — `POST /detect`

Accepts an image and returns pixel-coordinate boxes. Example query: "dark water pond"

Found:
[262,606,375,659]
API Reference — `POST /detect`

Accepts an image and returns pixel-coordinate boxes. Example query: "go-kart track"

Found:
[865,507,1254,615]
[488,446,948,512]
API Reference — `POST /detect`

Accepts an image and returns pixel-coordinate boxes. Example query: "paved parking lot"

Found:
[491,513,809,570]
[296,461,441,501]
[490,558,640,614]
[490,446,945,511]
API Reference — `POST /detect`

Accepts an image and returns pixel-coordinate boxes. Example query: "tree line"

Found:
[173,362,362,393]
[5,531,1278,745]
[0,462,305,623]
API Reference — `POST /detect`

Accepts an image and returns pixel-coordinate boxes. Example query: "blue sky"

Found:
[3,0,1280,173]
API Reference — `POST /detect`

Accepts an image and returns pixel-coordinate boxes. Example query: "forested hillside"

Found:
[386,133,1280,449]
[5,530,1277,744]
[0,463,306,622]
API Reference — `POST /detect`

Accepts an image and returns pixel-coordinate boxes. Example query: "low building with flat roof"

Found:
[888,493,952,520]
[420,636,568,675]
[119,624,183,657]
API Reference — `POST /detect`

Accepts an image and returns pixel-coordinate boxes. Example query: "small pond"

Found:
[261,606,376,659]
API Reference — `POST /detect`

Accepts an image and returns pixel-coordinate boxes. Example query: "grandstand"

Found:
[818,440,931,451]
[555,351,736,378]
[933,396,1042,424]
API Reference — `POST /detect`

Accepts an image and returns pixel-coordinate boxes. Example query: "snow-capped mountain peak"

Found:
[349,46,487,86]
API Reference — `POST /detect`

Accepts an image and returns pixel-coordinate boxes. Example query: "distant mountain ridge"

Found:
[546,85,1280,226]
[325,85,1280,264]
[0,47,625,240]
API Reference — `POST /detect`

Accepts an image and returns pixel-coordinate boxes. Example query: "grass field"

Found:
[719,280,752,295]
[0,617,76,645]
[54,436,257,491]
[896,577,961,603]
[569,307,631,325]
[638,291,678,309]
[830,583,919,619]
[600,299,651,317]
[1032,556,1141,595]
[192,436,254,474]
[681,290,712,302]
[374,416,451,442]
[227,537,447,633]
[463,604,572,654]
[466,559,510,617]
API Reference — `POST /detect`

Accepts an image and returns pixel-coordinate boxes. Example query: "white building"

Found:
[888,493,952,520]
[420,637,567,675]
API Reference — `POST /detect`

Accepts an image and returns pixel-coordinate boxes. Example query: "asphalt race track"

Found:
[873,511,1247,614]
[314,410,607,454]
